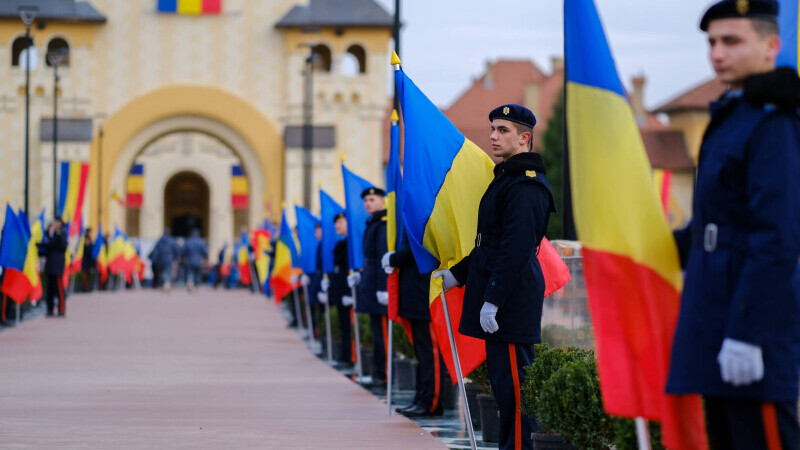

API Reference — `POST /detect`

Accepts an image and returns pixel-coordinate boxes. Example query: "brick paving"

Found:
[0,288,447,449]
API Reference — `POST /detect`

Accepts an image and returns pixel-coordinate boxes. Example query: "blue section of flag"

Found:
[57,161,70,219]
[157,0,178,13]
[129,164,144,176]
[279,209,300,267]
[92,224,105,260]
[319,189,345,274]
[295,205,321,274]
[386,118,406,250]
[232,165,245,177]
[0,204,28,271]
[778,0,799,70]
[565,0,626,97]
[341,164,374,271]
[394,68,458,272]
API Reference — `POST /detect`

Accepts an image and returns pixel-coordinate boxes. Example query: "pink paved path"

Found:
[0,289,446,449]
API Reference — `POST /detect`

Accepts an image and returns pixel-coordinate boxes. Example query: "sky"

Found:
[373,0,715,110]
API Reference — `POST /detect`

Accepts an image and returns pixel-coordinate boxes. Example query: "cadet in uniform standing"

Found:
[383,235,443,417]
[348,188,390,387]
[320,212,355,368]
[40,218,69,317]
[666,1,800,447]
[435,105,555,450]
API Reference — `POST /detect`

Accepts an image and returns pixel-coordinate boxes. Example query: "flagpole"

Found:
[248,258,259,293]
[351,285,364,381]
[440,289,477,450]
[323,275,333,363]
[635,417,652,450]
[302,279,317,348]
[387,318,394,415]
[292,286,306,338]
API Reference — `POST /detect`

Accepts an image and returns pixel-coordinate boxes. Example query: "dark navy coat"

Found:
[388,235,432,322]
[667,68,800,403]
[356,210,388,315]
[451,152,555,344]
[308,244,323,306]
[328,238,349,308]
[41,229,68,276]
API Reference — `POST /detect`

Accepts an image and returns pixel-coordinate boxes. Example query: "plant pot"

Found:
[440,377,458,411]
[477,393,499,443]
[360,348,374,377]
[532,432,576,449]
[464,384,483,428]
[393,357,416,390]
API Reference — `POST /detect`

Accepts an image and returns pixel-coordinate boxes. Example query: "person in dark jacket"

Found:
[435,104,555,450]
[666,2,800,447]
[319,213,354,367]
[39,218,69,317]
[81,228,96,292]
[303,224,324,338]
[182,229,208,292]
[149,228,179,292]
[348,188,389,387]
[383,235,443,417]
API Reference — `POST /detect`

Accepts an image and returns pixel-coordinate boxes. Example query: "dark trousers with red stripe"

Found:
[45,274,66,316]
[369,314,388,383]
[705,396,799,450]
[409,318,443,411]
[486,341,538,450]
[336,305,352,363]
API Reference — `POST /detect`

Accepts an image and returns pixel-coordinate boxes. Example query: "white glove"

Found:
[382,252,395,274]
[347,272,361,288]
[342,295,355,307]
[300,274,311,285]
[480,302,499,334]
[290,273,298,284]
[376,291,389,306]
[317,292,328,305]
[717,338,764,386]
[321,278,330,292]
[433,269,458,291]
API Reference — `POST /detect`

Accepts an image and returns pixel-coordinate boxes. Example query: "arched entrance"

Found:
[163,171,210,239]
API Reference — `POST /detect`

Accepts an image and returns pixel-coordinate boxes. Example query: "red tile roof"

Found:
[653,78,726,114]
[641,129,694,171]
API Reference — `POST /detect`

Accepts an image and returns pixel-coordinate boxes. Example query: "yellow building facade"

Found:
[0,0,393,254]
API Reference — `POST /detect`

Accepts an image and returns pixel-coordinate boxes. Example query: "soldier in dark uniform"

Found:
[383,234,443,417]
[348,188,389,387]
[39,218,69,317]
[320,212,355,368]
[435,104,555,450]
[81,228,95,292]
[666,1,800,448]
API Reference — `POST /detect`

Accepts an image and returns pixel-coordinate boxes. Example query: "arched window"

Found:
[311,44,331,73]
[46,37,70,67]
[340,44,366,76]
[11,36,33,67]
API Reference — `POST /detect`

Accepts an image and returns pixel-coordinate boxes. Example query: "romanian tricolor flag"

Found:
[252,229,271,286]
[565,1,707,448]
[778,0,799,71]
[122,241,137,283]
[0,204,33,304]
[236,234,251,286]
[24,211,44,302]
[652,169,673,218]
[341,164,374,271]
[231,165,248,209]
[108,228,127,275]
[126,164,144,208]
[269,209,299,304]
[71,227,85,274]
[385,109,413,341]
[319,189,344,274]
[157,0,221,15]
[93,225,108,283]
[58,161,90,237]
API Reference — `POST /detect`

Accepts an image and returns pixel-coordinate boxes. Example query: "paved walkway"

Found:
[0,288,447,449]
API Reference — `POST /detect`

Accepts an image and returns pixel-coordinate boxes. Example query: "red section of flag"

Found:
[660,171,673,217]
[269,266,294,305]
[69,164,90,237]
[202,0,221,13]
[582,248,706,450]
[239,261,251,286]
[231,194,248,209]
[431,287,486,384]
[1,268,32,304]
[387,271,414,343]
[539,238,572,298]
[98,261,108,282]
[126,193,143,208]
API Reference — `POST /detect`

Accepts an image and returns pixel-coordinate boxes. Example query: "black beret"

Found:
[489,104,537,129]
[700,0,778,31]
[333,212,346,222]
[360,187,386,198]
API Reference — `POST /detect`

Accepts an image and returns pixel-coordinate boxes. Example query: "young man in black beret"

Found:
[435,104,556,450]
[666,1,800,447]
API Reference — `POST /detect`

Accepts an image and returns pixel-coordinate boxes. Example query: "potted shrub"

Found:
[469,362,499,443]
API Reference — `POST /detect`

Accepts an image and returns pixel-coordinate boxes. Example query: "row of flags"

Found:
[0,205,44,305]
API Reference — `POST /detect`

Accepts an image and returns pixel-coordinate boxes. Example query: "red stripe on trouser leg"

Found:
[351,309,357,363]
[509,344,521,450]
[430,323,440,411]
[382,316,389,376]
[1,294,6,322]
[57,279,65,314]
[762,402,782,450]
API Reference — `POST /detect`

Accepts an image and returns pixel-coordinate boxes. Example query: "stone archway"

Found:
[163,171,210,239]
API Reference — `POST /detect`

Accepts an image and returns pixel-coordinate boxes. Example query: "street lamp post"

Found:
[301,45,315,209]
[48,49,67,220]
[19,5,38,217]
[95,114,106,229]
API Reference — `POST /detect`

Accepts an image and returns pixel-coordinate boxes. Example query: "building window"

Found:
[46,37,70,67]
[311,44,331,73]
[11,36,33,67]
[341,44,366,76]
